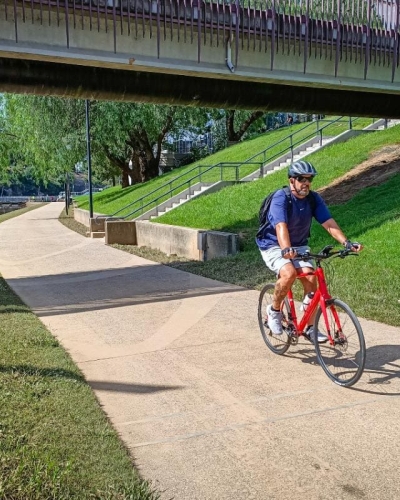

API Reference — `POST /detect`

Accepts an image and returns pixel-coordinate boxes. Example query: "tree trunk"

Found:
[121,170,130,188]
[104,152,133,188]
[226,110,265,142]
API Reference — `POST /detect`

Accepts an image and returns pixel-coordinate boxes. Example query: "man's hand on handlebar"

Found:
[343,240,363,252]
[281,247,297,259]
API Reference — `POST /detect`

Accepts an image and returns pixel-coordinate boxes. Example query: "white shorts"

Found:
[259,245,315,276]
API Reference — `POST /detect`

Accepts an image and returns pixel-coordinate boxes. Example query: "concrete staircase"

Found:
[240,136,335,182]
[141,135,336,219]
[136,182,216,220]
[131,118,400,222]
[135,136,334,220]
[364,118,400,131]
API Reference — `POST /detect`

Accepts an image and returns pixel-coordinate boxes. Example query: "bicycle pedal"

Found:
[303,333,312,343]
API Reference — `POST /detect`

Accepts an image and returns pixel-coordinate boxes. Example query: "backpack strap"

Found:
[281,186,292,213]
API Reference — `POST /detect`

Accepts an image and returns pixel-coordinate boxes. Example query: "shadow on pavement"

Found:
[284,344,400,396]
[0,364,184,395]
[6,265,243,317]
[88,381,185,394]
[351,344,400,395]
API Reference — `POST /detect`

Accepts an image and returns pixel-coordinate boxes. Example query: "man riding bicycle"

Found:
[256,160,363,343]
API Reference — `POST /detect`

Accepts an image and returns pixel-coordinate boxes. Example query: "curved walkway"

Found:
[1,203,400,500]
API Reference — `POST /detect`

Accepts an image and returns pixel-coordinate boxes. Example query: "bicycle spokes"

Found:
[258,284,291,355]
[314,300,366,387]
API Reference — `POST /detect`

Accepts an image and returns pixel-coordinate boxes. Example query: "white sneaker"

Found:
[306,326,328,343]
[267,305,283,335]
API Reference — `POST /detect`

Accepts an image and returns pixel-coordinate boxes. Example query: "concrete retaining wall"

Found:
[135,221,238,261]
[135,221,205,260]
[76,209,238,261]
[203,231,238,260]
[74,207,105,228]
[106,220,137,245]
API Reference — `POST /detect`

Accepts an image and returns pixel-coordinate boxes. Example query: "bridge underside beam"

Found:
[1,57,400,118]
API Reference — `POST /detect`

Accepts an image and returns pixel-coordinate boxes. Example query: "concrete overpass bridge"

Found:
[1,0,400,116]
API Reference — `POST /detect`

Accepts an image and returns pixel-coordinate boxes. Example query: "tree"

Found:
[90,101,212,187]
[0,96,21,187]
[225,109,266,143]
[3,94,85,189]
[3,95,215,189]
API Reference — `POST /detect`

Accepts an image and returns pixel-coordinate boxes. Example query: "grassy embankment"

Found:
[76,116,373,218]
[0,207,159,498]
[149,126,400,327]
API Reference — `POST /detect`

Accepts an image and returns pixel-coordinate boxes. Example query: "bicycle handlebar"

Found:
[296,245,359,261]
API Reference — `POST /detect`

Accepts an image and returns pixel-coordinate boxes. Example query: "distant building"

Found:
[174,132,214,154]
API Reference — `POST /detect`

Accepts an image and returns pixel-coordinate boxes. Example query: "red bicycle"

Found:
[258,245,366,387]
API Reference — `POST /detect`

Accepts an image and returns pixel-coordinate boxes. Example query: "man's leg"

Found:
[298,269,328,343]
[272,263,297,310]
[259,247,297,335]
[264,263,297,335]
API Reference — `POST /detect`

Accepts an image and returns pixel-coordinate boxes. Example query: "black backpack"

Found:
[256,186,317,239]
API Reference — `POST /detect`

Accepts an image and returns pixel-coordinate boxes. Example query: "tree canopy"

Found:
[1,94,273,191]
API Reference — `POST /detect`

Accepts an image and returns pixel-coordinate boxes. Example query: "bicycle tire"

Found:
[314,299,366,387]
[258,284,291,355]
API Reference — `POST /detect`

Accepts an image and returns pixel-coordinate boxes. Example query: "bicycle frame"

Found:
[284,263,340,345]
[258,246,365,387]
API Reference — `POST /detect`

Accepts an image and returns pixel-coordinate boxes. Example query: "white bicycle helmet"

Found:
[288,161,318,178]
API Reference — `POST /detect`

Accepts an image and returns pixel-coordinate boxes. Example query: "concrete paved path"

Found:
[1,203,400,500]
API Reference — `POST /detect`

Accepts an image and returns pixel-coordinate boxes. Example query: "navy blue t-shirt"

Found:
[256,189,332,250]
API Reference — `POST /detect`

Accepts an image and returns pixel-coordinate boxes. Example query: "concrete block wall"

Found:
[135,221,238,261]
[135,221,205,260]
[205,231,238,260]
[106,220,137,245]
[74,207,104,228]
[75,209,238,261]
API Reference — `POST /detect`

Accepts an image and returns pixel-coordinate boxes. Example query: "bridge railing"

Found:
[4,0,400,79]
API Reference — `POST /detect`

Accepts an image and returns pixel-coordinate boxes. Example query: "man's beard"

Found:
[297,186,309,196]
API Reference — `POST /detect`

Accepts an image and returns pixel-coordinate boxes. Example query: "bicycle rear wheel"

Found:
[314,299,366,387]
[258,284,291,355]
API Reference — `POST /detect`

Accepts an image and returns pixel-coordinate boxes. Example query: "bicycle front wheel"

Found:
[258,284,291,355]
[314,299,366,387]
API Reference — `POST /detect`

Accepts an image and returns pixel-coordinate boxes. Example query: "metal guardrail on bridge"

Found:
[3,0,400,81]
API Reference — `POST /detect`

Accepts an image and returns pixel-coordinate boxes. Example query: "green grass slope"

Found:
[76,117,373,218]
[155,125,400,326]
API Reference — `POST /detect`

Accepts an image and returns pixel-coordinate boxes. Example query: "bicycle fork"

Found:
[320,300,347,347]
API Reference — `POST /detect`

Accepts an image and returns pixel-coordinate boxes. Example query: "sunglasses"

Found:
[295,175,314,183]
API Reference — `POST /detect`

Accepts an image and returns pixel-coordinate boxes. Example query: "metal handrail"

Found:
[120,162,261,220]
[95,161,211,220]
[244,115,350,168]
[96,122,322,220]
[98,115,365,221]
[254,116,366,177]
